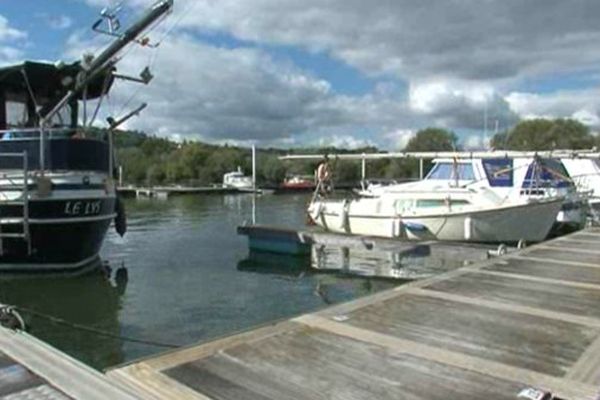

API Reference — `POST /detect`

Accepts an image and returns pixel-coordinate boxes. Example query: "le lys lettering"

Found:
[64,200,102,216]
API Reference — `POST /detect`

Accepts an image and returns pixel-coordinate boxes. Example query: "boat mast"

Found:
[41,0,173,125]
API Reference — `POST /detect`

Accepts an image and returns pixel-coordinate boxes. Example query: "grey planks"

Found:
[521,249,600,265]
[344,294,597,377]
[166,329,528,400]
[424,271,600,320]
[484,259,600,285]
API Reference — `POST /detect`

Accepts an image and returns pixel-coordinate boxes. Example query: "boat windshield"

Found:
[426,162,475,181]
[522,158,573,189]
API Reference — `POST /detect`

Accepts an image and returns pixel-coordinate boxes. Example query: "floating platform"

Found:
[108,228,600,399]
[237,223,508,260]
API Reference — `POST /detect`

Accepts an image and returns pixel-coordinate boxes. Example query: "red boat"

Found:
[280,175,316,191]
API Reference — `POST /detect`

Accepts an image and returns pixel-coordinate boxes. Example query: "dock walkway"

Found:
[0,323,138,399]
[110,228,600,399]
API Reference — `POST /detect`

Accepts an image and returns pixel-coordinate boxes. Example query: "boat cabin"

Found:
[0,61,114,173]
[423,157,575,201]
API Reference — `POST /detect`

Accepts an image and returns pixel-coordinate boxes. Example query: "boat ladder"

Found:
[0,151,31,256]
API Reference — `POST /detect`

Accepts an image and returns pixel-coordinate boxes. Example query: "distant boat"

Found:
[561,158,600,216]
[223,167,253,190]
[280,175,315,191]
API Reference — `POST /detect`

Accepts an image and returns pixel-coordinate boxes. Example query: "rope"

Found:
[15,305,181,349]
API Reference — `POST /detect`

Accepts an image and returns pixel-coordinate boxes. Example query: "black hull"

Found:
[0,197,115,271]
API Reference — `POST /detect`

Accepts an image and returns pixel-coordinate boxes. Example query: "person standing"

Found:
[316,154,332,194]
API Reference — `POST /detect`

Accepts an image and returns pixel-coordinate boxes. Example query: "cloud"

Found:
[133,0,600,85]
[72,0,600,147]
[409,79,519,130]
[506,89,600,127]
[46,15,73,30]
[66,32,418,145]
[0,15,27,65]
[382,129,415,150]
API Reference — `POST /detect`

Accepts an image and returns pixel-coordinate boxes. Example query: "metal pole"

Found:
[108,129,114,177]
[361,154,366,181]
[252,144,256,191]
[39,128,45,176]
[419,158,424,179]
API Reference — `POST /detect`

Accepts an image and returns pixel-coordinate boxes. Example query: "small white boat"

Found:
[223,167,253,190]
[308,187,563,243]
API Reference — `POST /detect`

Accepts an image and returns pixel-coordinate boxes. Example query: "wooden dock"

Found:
[0,325,138,399]
[109,228,600,399]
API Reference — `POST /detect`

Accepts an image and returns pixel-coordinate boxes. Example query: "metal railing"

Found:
[0,151,31,255]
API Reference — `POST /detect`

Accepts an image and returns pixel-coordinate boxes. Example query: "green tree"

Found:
[491,118,594,150]
[404,128,458,152]
[398,128,459,178]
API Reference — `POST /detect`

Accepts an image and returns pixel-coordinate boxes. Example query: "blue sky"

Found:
[2,0,600,149]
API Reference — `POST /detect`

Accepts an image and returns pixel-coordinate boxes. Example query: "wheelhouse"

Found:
[0,61,115,175]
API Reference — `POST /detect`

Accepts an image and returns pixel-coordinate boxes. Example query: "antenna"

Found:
[93,3,124,37]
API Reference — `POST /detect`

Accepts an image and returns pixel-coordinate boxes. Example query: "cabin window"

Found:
[523,158,573,189]
[482,159,513,187]
[416,199,470,209]
[426,162,475,181]
[6,100,28,127]
[394,199,413,213]
[416,199,445,208]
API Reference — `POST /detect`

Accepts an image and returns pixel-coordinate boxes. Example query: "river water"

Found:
[0,193,408,370]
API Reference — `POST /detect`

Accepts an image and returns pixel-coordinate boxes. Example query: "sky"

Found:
[2,0,600,150]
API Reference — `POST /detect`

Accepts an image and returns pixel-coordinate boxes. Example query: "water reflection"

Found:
[237,250,398,306]
[0,262,127,369]
[310,244,468,280]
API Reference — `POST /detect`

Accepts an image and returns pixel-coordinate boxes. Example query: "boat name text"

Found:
[64,200,102,216]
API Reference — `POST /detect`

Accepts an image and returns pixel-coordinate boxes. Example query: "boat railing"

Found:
[0,128,112,176]
[0,151,31,254]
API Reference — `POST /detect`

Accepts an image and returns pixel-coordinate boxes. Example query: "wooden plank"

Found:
[2,384,71,399]
[0,329,138,400]
[510,254,600,268]
[408,287,600,328]
[338,293,597,377]
[567,334,600,385]
[135,321,299,371]
[519,248,600,265]
[296,316,598,400]
[109,364,210,400]
[167,326,539,400]
[477,270,600,291]
[422,271,600,321]
[0,363,44,397]
[484,259,600,285]
[536,244,600,255]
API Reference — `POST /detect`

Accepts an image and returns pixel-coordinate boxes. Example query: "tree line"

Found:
[113,118,599,186]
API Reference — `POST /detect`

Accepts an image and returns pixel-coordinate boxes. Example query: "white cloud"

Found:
[317,134,374,149]
[66,32,419,146]
[382,129,415,150]
[71,0,600,147]
[0,15,27,65]
[506,90,600,127]
[47,15,73,30]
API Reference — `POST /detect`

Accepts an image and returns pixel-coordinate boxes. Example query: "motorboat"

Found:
[0,0,173,272]
[361,156,587,231]
[308,186,563,243]
[223,167,253,190]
